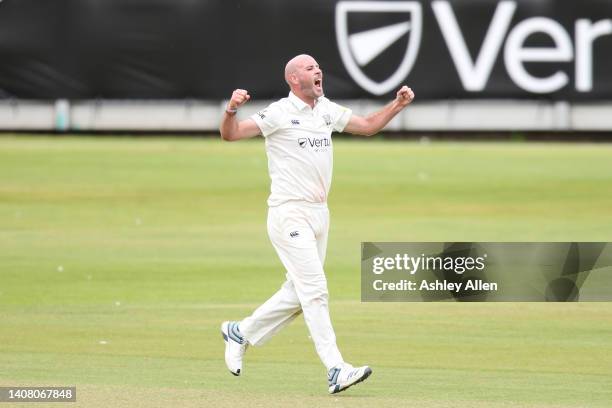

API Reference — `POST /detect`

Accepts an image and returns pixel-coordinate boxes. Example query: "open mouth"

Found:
[314,78,322,89]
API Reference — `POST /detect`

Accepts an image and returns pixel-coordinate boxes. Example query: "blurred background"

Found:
[1,0,612,134]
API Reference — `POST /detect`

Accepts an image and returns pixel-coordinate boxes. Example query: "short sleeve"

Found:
[250,102,284,137]
[329,102,353,132]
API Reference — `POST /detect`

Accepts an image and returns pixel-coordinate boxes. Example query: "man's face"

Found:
[296,58,323,99]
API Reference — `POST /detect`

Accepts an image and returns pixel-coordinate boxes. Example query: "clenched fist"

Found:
[228,89,251,111]
[395,86,415,107]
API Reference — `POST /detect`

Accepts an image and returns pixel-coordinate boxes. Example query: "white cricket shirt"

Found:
[251,92,352,207]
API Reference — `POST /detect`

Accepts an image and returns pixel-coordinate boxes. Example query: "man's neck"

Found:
[292,90,317,109]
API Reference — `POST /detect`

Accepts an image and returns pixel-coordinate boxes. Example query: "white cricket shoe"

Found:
[221,321,248,376]
[327,363,372,394]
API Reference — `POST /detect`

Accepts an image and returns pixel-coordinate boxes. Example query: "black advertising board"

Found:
[0,0,611,100]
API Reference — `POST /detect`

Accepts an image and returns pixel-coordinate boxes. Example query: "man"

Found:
[219,54,414,394]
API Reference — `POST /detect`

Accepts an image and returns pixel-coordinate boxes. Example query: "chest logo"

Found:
[291,119,301,125]
[297,137,331,150]
[323,114,332,126]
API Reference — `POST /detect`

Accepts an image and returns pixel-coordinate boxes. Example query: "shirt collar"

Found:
[288,91,321,111]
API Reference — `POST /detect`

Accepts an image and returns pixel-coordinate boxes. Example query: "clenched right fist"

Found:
[228,89,251,111]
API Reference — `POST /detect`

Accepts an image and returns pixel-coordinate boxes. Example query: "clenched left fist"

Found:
[396,86,415,107]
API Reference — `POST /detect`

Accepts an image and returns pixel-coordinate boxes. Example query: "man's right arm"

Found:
[220,89,262,141]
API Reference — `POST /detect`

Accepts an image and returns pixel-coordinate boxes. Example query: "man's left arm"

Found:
[343,86,415,136]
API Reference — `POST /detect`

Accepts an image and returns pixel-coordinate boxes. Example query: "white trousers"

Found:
[239,201,344,371]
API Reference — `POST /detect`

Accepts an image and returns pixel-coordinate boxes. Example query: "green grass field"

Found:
[1,135,611,407]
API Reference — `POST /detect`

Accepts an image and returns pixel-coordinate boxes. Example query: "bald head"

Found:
[284,54,317,85]
[283,54,324,106]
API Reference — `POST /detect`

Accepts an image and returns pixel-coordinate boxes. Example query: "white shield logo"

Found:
[336,1,422,95]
